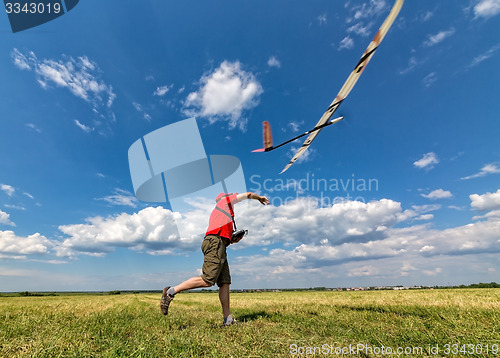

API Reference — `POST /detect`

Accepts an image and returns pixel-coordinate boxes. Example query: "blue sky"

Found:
[1,0,500,291]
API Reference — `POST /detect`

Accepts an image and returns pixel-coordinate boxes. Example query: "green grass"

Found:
[1,289,499,357]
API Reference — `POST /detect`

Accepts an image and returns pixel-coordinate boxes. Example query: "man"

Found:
[161,191,269,326]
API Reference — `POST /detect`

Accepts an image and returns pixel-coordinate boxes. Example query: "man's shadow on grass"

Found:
[236,311,280,322]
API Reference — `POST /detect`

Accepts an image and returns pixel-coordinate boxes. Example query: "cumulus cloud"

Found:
[461,163,500,180]
[1,184,15,197]
[473,0,500,19]
[423,28,455,47]
[470,189,500,211]
[4,191,500,288]
[421,189,453,200]
[0,210,15,227]
[184,61,263,130]
[57,206,202,258]
[0,230,52,257]
[231,209,500,286]
[413,152,439,169]
[236,198,409,248]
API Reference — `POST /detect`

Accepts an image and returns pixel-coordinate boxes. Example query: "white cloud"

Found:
[348,265,379,277]
[472,210,500,221]
[230,206,500,287]
[422,267,442,276]
[57,206,200,257]
[348,0,386,21]
[95,188,140,208]
[461,163,500,180]
[184,61,263,130]
[3,193,500,287]
[25,123,41,133]
[4,204,25,211]
[470,189,500,211]
[469,45,500,67]
[288,146,316,164]
[237,198,407,248]
[154,84,173,96]
[74,119,93,133]
[132,102,152,121]
[1,184,15,197]
[317,13,327,25]
[338,36,355,50]
[421,189,453,200]
[11,49,116,130]
[413,152,439,169]
[416,214,434,221]
[267,56,281,68]
[423,28,455,47]
[288,121,304,133]
[0,210,15,227]
[399,56,420,75]
[0,230,52,256]
[420,11,434,22]
[347,22,373,37]
[11,49,115,106]
[11,48,32,70]
[422,72,438,87]
[473,0,500,18]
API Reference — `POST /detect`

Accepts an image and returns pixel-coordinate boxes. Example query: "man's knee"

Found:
[200,276,213,287]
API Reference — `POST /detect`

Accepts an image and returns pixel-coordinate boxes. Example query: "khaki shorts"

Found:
[201,235,231,287]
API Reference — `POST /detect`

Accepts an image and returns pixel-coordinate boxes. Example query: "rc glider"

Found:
[253,0,404,173]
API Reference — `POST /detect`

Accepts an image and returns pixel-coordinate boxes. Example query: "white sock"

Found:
[224,314,233,325]
[167,287,176,296]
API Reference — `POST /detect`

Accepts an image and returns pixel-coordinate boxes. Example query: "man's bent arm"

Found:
[236,192,269,205]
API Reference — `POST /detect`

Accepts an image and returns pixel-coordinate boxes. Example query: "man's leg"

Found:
[219,283,231,318]
[161,276,211,315]
[174,276,211,293]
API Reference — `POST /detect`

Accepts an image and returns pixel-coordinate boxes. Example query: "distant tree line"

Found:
[456,282,500,289]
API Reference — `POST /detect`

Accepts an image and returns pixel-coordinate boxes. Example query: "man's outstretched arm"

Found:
[236,192,269,205]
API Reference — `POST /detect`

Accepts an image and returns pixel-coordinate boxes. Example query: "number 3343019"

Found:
[5,2,62,14]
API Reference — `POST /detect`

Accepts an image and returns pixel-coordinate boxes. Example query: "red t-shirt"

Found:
[205,193,238,239]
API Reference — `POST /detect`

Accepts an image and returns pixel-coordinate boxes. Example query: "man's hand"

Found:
[258,195,269,205]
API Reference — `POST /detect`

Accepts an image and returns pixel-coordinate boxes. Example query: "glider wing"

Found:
[280,0,404,174]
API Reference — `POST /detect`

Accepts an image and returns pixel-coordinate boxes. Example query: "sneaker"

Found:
[160,286,174,315]
[223,315,239,326]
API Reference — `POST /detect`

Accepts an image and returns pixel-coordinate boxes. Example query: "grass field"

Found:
[1,289,499,357]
